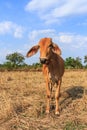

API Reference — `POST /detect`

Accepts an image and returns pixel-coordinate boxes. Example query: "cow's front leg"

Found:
[46,81,51,114]
[55,80,61,115]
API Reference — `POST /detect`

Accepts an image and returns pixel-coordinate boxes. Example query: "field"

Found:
[0,70,87,130]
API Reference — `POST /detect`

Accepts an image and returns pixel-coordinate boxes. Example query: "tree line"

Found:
[0,52,87,71]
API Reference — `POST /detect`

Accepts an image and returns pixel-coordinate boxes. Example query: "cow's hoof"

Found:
[46,110,50,114]
[55,111,60,115]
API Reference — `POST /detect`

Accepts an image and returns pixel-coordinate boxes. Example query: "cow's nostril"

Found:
[40,58,47,64]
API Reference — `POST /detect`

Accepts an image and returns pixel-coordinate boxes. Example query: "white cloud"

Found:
[28,29,87,50]
[71,35,87,49]
[25,0,87,24]
[0,21,24,38]
[57,33,87,50]
[0,21,12,34]
[28,29,55,43]
[59,34,74,44]
[25,0,58,12]
[14,26,24,38]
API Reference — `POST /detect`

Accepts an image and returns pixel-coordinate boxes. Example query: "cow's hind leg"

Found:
[46,81,51,114]
[55,79,61,115]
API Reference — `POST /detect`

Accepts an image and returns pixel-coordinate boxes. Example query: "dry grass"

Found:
[0,70,87,130]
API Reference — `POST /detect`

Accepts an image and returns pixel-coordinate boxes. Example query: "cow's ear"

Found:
[26,45,39,57]
[52,43,61,55]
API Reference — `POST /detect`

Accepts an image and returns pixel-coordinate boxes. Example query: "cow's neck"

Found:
[48,52,58,66]
[48,52,59,75]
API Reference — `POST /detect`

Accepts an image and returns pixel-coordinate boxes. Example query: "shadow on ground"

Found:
[60,86,87,111]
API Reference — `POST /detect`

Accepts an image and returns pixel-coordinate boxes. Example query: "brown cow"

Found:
[26,37,64,115]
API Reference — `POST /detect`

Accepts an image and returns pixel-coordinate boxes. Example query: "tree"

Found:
[84,55,87,64]
[6,52,25,68]
[84,55,87,68]
[32,63,42,69]
[65,57,75,68]
[65,57,83,69]
[75,57,83,69]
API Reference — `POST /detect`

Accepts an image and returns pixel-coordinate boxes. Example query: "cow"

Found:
[26,37,64,115]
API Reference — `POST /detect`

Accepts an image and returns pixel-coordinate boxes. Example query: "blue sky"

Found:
[0,0,87,64]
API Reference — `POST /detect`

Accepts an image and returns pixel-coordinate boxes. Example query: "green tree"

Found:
[84,55,87,68]
[6,52,25,68]
[75,57,83,69]
[65,57,83,69]
[32,63,42,69]
[65,57,75,69]
[84,55,87,64]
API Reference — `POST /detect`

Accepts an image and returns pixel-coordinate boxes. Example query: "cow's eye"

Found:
[49,44,53,48]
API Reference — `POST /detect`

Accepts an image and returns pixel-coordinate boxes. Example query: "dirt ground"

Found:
[0,70,87,130]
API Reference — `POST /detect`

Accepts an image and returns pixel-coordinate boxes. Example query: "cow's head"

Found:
[26,38,61,64]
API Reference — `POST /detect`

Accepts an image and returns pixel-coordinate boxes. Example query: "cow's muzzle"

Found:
[40,58,48,64]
